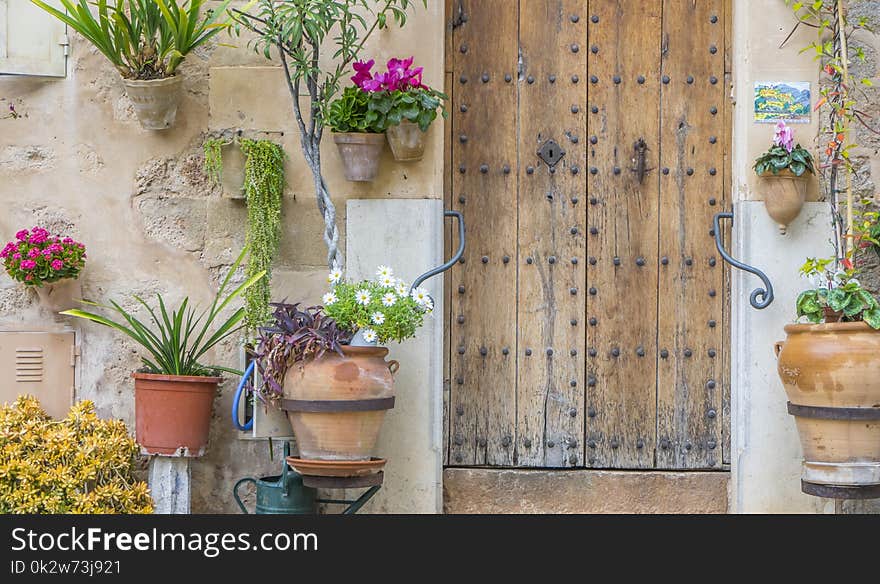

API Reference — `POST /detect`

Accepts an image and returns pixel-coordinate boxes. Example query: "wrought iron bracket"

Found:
[713,211,774,310]
[411,210,466,291]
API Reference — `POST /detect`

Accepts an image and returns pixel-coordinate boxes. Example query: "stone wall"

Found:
[0,1,444,513]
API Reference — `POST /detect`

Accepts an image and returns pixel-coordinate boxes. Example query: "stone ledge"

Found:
[444,468,729,514]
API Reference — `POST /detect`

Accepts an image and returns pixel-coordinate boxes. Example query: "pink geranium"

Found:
[20,260,36,270]
[2,227,86,286]
[51,259,63,271]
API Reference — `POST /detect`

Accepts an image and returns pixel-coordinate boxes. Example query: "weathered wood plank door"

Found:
[448,0,728,470]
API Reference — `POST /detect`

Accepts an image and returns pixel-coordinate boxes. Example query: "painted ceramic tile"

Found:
[754,81,811,123]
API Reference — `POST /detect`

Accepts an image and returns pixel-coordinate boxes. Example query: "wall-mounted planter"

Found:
[220,142,246,200]
[775,322,880,497]
[134,372,220,456]
[386,120,426,162]
[759,169,808,235]
[333,132,386,181]
[123,76,183,131]
[281,346,398,462]
[34,278,81,314]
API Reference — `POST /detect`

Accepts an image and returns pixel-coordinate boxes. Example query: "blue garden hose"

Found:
[232,361,255,431]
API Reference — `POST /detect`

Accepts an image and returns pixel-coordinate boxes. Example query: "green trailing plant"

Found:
[203,136,229,185]
[239,138,285,334]
[231,0,428,270]
[60,248,265,376]
[31,0,232,80]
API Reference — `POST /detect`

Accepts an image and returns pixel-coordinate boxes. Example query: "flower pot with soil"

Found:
[254,265,432,464]
[753,121,815,234]
[33,0,231,131]
[62,248,265,457]
[332,132,386,182]
[2,227,86,314]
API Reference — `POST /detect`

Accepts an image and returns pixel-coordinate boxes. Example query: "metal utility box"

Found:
[0,331,75,418]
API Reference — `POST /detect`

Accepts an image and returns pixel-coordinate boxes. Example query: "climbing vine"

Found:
[239,138,285,335]
[203,136,229,185]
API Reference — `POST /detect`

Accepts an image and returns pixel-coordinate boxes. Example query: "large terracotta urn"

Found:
[775,322,880,494]
[281,346,398,461]
[760,169,808,235]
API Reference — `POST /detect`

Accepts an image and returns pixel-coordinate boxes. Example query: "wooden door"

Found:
[447,0,729,470]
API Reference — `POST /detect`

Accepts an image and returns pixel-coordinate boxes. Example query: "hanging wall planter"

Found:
[753,121,815,235]
[386,120,426,162]
[332,132,386,182]
[33,0,231,132]
[122,76,183,131]
[759,168,808,235]
[776,323,880,494]
[34,277,83,314]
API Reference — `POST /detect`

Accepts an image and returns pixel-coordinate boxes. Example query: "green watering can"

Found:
[233,443,317,515]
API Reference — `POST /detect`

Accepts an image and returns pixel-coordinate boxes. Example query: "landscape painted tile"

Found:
[754,81,811,123]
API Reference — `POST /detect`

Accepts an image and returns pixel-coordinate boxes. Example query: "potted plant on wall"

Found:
[61,248,264,456]
[32,0,231,130]
[753,121,815,234]
[2,227,86,313]
[252,266,431,466]
[326,84,387,182]
[357,57,447,162]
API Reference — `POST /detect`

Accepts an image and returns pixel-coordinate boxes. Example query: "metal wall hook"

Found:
[713,211,774,309]
[411,210,466,292]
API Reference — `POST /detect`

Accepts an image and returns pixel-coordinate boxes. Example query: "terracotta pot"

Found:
[759,169,808,235]
[122,76,183,131]
[332,132,385,181]
[775,322,880,490]
[133,372,220,456]
[386,120,427,162]
[33,278,81,314]
[281,346,399,462]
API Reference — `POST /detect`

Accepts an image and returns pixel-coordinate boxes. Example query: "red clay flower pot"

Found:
[133,372,220,457]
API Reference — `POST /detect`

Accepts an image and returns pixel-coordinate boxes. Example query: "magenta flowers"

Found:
[773,121,795,153]
[351,57,427,93]
[2,227,86,286]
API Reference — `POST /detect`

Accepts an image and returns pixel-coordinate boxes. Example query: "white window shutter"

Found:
[0,0,67,77]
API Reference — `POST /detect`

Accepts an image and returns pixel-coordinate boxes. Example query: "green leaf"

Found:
[864,308,880,329]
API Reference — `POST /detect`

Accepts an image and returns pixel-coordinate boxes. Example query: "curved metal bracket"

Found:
[411,210,466,291]
[714,211,774,309]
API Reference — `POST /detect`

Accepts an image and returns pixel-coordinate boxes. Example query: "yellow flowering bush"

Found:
[0,396,153,514]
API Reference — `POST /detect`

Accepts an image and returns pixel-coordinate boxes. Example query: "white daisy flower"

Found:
[376,265,394,279]
[355,289,371,305]
[378,274,395,287]
[382,292,397,307]
[371,311,386,325]
[362,328,377,343]
[411,287,430,306]
[423,297,434,312]
[322,292,338,305]
[395,280,409,296]
[327,269,343,284]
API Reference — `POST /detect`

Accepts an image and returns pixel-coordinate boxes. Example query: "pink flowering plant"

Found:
[326,57,446,133]
[753,121,815,177]
[1,227,86,286]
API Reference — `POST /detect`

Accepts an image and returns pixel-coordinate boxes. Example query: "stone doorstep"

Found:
[443,468,729,514]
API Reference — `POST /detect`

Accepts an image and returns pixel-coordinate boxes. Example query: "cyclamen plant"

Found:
[322,265,431,344]
[353,57,448,132]
[753,121,815,177]
[1,227,86,286]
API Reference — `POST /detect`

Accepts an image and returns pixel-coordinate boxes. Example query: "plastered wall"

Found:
[0,1,444,513]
